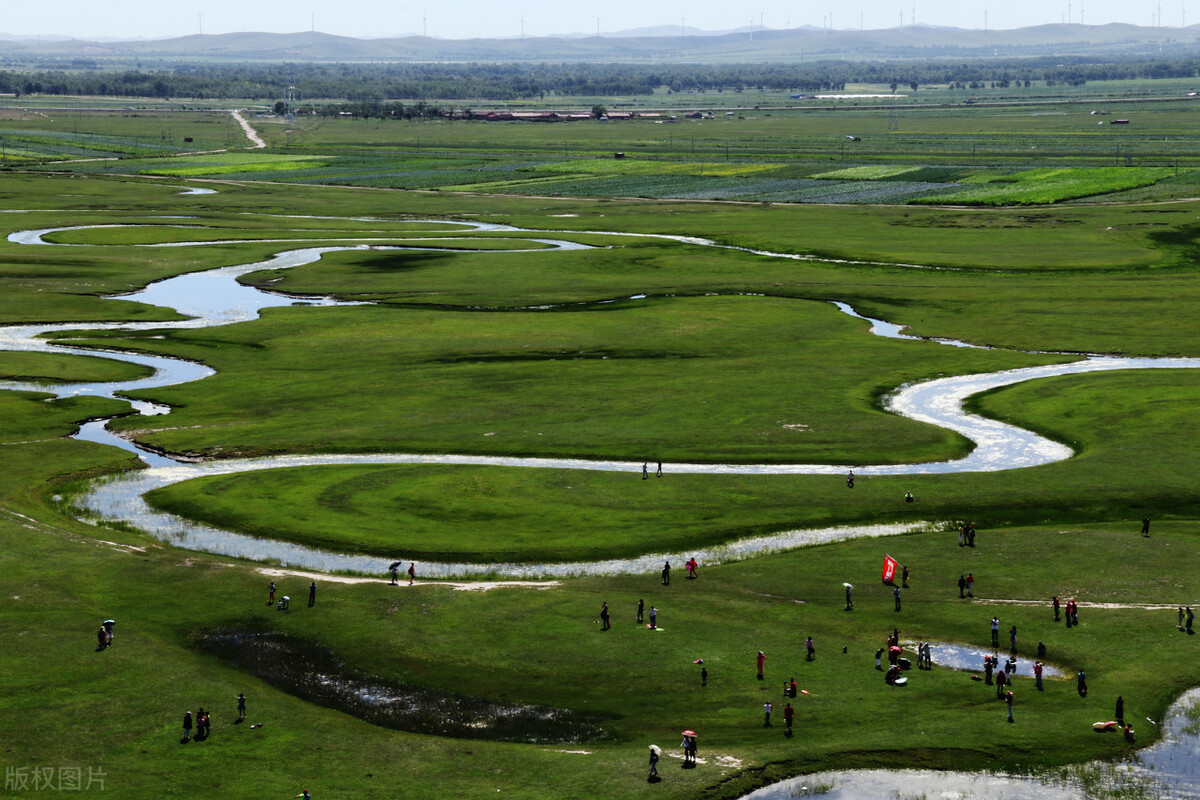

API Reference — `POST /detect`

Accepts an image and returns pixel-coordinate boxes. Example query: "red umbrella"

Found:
[681,730,697,736]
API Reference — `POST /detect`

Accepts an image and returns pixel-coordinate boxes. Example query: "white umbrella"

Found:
[649,744,662,754]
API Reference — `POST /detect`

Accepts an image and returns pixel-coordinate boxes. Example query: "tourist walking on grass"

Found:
[408,563,416,585]
[701,667,707,687]
[1053,596,1061,621]
[1178,607,1185,631]
[308,581,316,607]
[648,745,659,779]
[642,463,648,480]
[958,575,967,598]
[845,583,854,610]
[763,701,773,727]
[995,668,1007,699]
[182,710,192,742]
[1116,696,1125,727]
[1009,625,1018,654]
[656,461,662,477]
[1034,661,1044,690]
[1006,690,1014,723]
[991,617,1000,647]
[966,573,974,597]
[600,602,611,631]
[268,581,276,606]
[1187,607,1195,634]
[846,470,854,488]
[1077,670,1088,697]
[649,606,657,629]
[1142,516,1151,536]
[902,565,910,588]
[784,702,795,736]
[637,598,644,624]
[237,693,246,720]
[195,707,208,741]
[806,636,815,661]
[894,586,902,612]
[757,651,766,681]
[661,561,671,586]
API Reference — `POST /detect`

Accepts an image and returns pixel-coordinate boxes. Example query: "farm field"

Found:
[9,81,1200,204]
[0,84,1199,800]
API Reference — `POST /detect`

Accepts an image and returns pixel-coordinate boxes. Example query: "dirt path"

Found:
[980,597,1186,611]
[230,110,266,149]
[256,567,559,591]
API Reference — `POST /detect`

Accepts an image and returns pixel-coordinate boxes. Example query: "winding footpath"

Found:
[3,214,1200,577]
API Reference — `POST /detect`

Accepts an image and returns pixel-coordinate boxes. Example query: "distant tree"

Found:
[890,81,898,92]
[273,100,287,114]
[909,81,918,91]
[590,105,606,118]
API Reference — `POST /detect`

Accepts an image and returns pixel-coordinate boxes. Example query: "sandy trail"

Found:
[256,567,559,591]
[230,110,266,148]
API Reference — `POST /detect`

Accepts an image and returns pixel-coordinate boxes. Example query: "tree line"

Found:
[0,56,1197,102]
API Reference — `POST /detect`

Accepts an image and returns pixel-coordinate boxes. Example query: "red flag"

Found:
[882,554,898,585]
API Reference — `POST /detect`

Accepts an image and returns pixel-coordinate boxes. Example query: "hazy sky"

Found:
[8,0,1187,41]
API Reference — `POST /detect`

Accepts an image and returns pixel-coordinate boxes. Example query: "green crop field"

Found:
[2,79,1200,800]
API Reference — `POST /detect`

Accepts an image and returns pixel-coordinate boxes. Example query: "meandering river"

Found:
[2,215,1199,577]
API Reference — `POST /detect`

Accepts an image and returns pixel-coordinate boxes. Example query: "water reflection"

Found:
[742,689,1200,799]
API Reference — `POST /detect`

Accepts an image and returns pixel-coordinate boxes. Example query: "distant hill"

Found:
[0,23,1197,63]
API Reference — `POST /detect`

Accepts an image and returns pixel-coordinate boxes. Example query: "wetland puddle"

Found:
[742,687,1200,799]
[195,628,612,743]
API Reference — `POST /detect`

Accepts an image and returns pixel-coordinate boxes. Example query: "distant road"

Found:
[230,110,266,148]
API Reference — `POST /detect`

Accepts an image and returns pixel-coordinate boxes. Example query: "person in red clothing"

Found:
[784,702,795,736]
[757,651,766,681]
[408,563,416,585]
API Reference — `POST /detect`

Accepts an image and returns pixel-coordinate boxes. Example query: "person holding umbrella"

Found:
[388,562,401,585]
[102,620,115,647]
[648,744,660,780]
[681,730,697,765]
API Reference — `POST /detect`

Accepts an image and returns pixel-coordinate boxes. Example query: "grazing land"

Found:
[0,77,1199,800]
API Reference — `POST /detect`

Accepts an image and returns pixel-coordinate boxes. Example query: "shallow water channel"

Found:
[742,687,1200,799]
[3,216,1200,576]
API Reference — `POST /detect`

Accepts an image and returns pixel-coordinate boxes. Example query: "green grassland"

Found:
[21,89,1200,205]
[0,92,1200,800]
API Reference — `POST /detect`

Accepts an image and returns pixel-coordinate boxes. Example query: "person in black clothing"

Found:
[661,562,670,586]
[308,581,316,607]
[958,575,967,598]
[1142,517,1150,536]
[1116,696,1125,726]
[637,598,644,624]
[600,602,611,631]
